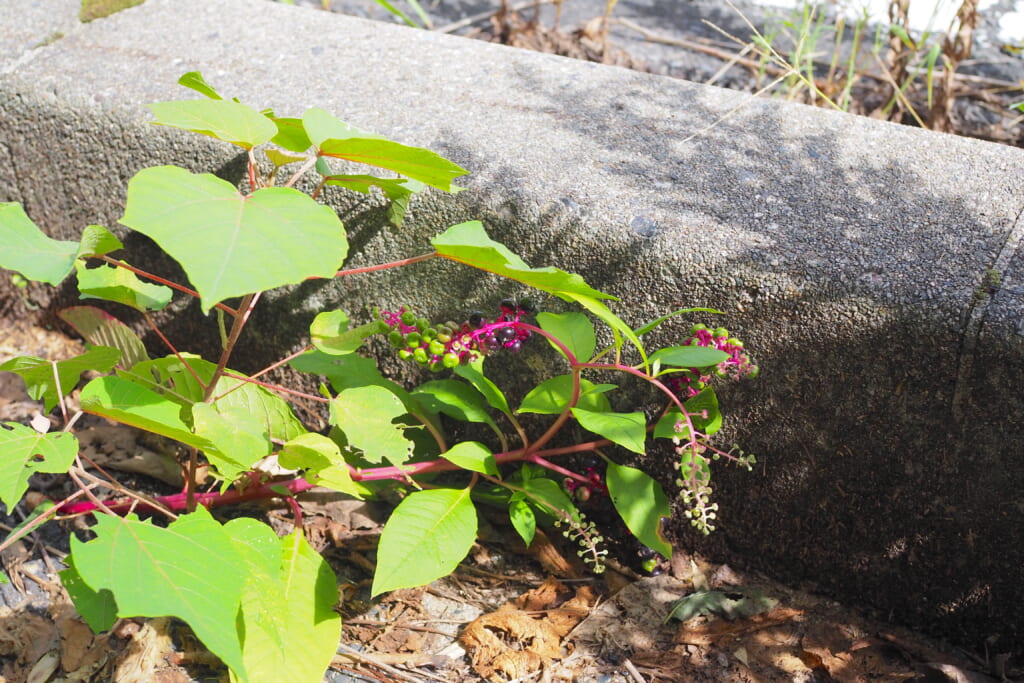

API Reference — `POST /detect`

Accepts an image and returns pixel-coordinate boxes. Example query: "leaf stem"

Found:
[96,255,238,316]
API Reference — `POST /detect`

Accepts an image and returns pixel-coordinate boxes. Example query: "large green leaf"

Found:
[454,359,511,417]
[0,202,78,285]
[68,507,249,678]
[147,99,277,150]
[432,221,613,301]
[79,375,207,449]
[571,408,647,454]
[268,116,312,153]
[0,346,121,413]
[521,476,578,522]
[651,345,729,369]
[120,166,348,312]
[372,487,477,596]
[59,556,117,633]
[605,462,672,558]
[537,311,596,362]
[0,423,78,509]
[59,306,150,370]
[75,260,173,311]
[411,379,496,428]
[518,375,614,415]
[303,107,467,191]
[441,441,497,476]
[231,521,341,683]
[330,385,412,466]
[192,402,269,481]
[507,496,536,547]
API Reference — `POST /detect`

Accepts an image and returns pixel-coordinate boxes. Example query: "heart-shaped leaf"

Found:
[120,166,348,312]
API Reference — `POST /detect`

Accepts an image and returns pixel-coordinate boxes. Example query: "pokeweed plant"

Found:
[0,72,757,682]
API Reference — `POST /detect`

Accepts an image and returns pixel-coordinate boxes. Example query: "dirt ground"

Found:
[0,315,1015,683]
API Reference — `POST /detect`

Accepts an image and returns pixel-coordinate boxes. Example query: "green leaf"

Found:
[147,99,277,150]
[290,351,413,407]
[1,346,121,413]
[79,375,207,448]
[508,497,536,546]
[518,375,614,415]
[120,166,348,313]
[68,507,249,678]
[432,222,613,301]
[269,116,312,153]
[319,138,468,192]
[177,71,223,99]
[279,432,361,497]
[666,588,778,623]
[651,345,729,368]
[60,557,117,633]
[75,260,173,311]
[302,107,383,146]
[441,441,497,475]
[521,477,578,521]
[411,380,495,426]
[192,402,270,481]
[323,174,422,228]
[0,202,79,285]
[571,408,647,454]
[0,423,78,509]
[232,522,341,683]
[655,388,722,438]
[59,306,150,370]
[570,294,648,365]
[372,487,477,596]
[330,385,412,466]
[605,462,672,558]
[118,354,213,408]
[311,310,381,355]
[76,224,123,258]
[537,311,596,362]
[265,148,308,168]
[454,359,511,417]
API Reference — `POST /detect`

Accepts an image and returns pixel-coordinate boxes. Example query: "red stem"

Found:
[96,255,237,316]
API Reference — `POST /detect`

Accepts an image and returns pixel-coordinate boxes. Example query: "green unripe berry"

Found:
[428,339,446,356]
[728,337,743,347]
[400,311,417,327]
[388,331,405,348]
[398,349,413,361]
[442,352,461,368]
[713,327,729,338]
[640,558,658,573]
[748,365,760,378]
[436,330,452,343]
[690,323,707,334]
[413,347,428,364]
[404,332,421,347]
[425,327,438,339]
[416,317,430,332]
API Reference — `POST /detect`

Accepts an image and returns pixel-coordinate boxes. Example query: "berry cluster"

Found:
[665,324,759,399]
[378,298,536,371]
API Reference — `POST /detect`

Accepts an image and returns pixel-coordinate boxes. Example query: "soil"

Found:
[0,317,1015,683]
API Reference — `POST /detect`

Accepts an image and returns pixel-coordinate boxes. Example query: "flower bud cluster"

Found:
[554,512,608,573]
[666,324,759,398]
[377,297,535,371]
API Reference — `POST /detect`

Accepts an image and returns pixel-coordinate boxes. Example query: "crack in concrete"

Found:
[952,202,1024,424]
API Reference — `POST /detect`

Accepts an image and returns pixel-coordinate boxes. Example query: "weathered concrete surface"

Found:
[2,0,1023,658]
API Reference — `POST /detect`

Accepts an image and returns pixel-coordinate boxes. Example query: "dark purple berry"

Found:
[469,311,486,328]
[517,296,536,314]
[500,297,516,312]
[497,326,516,343]
[506,339,522,353]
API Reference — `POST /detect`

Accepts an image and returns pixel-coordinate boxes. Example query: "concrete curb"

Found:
[3,0,1023,656]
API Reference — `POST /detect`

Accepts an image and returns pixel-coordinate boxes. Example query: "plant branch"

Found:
[96,255,238,316]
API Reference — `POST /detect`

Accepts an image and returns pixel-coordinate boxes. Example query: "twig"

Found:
[624,658,647,683]
[333,643,424,683]
[436,0,556,34]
